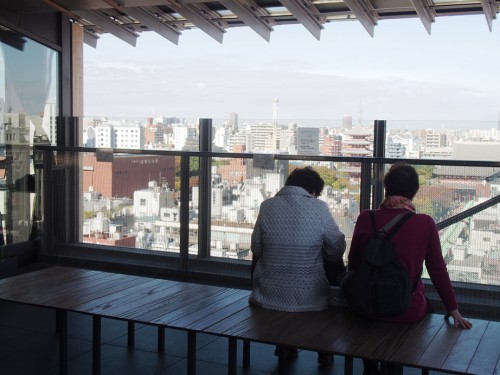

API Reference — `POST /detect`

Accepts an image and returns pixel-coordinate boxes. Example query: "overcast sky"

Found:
[84,15,500,126]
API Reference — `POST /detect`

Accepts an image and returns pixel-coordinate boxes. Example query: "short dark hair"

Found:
[383,162,419,200]
[285,166,325,196]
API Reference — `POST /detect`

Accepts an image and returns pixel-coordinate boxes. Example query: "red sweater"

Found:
[348,208,458,323]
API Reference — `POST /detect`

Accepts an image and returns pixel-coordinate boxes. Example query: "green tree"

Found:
[316,166,337,188]
[415,165,434,186]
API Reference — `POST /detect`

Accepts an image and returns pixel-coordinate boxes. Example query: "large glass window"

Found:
[0,25,59,245]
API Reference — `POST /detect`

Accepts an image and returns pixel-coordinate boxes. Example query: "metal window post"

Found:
[372,120,386,209]
[198,118,212,258]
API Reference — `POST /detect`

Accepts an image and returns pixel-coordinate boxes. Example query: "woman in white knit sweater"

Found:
[249,166,346,365]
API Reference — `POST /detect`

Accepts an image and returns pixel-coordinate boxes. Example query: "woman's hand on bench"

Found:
[445,309,472,329]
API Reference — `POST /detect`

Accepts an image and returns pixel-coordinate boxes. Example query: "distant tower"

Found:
[272,98,279,152]
[358,103,363,126]
[343,114,353,129]
[273,98,279,127]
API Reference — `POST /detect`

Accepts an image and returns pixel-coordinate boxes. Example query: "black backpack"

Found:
[341,210,417,317]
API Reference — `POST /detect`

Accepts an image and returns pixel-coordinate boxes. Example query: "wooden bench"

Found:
[0,266,498,375]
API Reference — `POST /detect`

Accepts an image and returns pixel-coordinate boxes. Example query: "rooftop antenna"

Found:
[358,102,363,126]
[272,98,279,152]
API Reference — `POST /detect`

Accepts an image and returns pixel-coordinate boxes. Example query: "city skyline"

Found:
[84,15,500,125]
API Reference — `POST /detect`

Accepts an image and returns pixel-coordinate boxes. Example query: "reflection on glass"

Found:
[0,25,59,245]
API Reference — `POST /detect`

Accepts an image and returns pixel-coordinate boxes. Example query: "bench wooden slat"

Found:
[70,278,180,315]
[269,309,346,351]
[348,318,416,362]
[215,305,292,341]
[152,288,246,327]
[441,318,489,374]
[328,311,379,354]
[202,305,256,335]
[467,320,500,375]
[133,285,236,324]
[416,315,466,371]
[390,314,445,367]
[116,282,225,322]
[231,308,338,350]
[67,276,164,310]
[0,268,115,306]
[180,292,250,331]
[0,266,92,289]
[39,273,144,307]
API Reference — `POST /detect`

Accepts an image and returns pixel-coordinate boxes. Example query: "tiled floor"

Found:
[0,300,443,375]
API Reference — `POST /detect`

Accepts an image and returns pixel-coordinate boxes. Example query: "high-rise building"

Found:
[224,112,238,134]
[343,114,353,129]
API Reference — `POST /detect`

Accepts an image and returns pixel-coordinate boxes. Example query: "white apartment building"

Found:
[95,122,144,149]
[214,126,229,150]
[192,185,224,218]
[172,124,197,150]
[248,123,274,152]
[386,141,406,158]
[277,123,297,153]
[228,132,250,152]
[133,181,175,218]
[425,132,447,148]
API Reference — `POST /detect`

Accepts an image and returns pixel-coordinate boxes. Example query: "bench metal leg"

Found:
[93,316,101,375]
[276,345,286,373]
[242,339,250,368]
[344,355,354,375]
[56,309,68,375]
[158,326,165,352]
[187,331,196,375]
[421,369,429,375]
[127,321,135,347]
[228,337,237,375]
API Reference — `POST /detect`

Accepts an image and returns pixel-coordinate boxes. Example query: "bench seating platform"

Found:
[0,266,498,375]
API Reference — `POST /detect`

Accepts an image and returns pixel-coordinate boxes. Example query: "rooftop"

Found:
[2,0,498,47]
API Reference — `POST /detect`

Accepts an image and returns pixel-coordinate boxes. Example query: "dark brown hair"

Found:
[285,166,325,197]
[383,162,419,200]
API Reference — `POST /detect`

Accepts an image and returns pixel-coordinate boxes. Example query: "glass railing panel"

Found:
[208,156,359,262]
[81,150,178,254]
[409,161,500,286]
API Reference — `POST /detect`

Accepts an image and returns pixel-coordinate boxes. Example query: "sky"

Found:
[84,14,500,126]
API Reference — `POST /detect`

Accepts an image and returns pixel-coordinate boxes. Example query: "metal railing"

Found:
[33,144,500,287]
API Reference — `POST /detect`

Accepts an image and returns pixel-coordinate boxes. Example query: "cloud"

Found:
[84,57,500,122]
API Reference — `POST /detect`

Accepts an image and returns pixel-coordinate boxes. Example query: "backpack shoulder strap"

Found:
[385,211,414,240]
[371,210,414,239]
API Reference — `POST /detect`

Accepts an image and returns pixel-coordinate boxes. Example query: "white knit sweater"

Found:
[249,186,346,312]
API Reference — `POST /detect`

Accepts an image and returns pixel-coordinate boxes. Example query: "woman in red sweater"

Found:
[348,162,471,375]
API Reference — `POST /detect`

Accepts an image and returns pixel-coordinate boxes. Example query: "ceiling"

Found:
[4,0,500,47]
